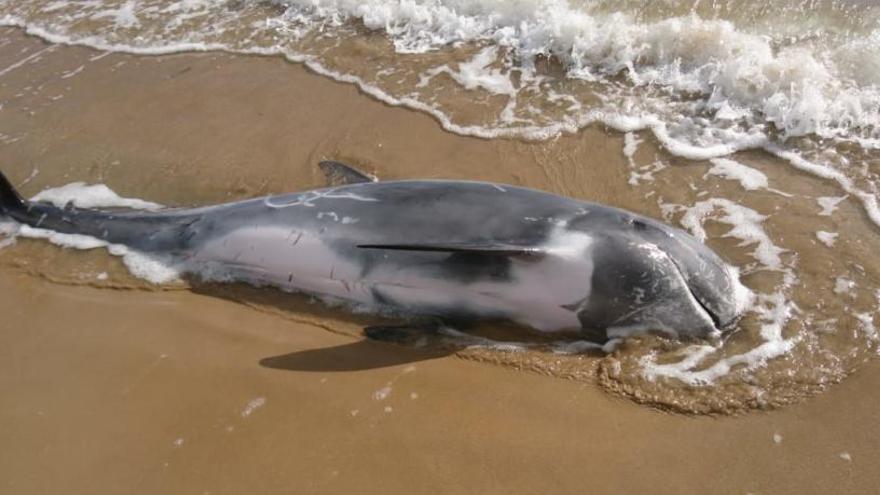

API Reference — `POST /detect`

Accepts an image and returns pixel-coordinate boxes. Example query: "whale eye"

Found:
[631,219,648,231]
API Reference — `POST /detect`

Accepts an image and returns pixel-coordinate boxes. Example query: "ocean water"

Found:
[1,0,880,412]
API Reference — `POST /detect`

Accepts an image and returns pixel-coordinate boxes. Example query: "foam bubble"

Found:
[3,218,180,284]
[373,385,392,401]
[705,158,768,191]
[241,397,266,417]
[31,182,164,210]
[672,198,786,271]
[641,292,798,386]
[834,277,856,296]
[817,195,848,216]
[642,196,796,386]
[816,231,839,247]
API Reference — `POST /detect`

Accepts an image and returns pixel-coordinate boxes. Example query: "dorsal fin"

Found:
[319,160,376,186]
[357,243,544,258]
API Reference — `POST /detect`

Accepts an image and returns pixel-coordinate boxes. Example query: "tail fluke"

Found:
[0,170,25,215]
[0,170,200,252]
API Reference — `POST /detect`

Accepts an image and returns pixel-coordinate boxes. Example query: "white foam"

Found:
[90,0,140,29]
[705,158,768,191]
[1,2,878,225]
[643,196,796,385]
[241,396,266,417]
[817,195,847,216]
[627,160,666,187]
[0,220,20,248]
[373,384,392,401]
[673,198,786,271]
[816,231,839,247]
[854,312,878,340]
[623,132,642,165]
[623,132,669,186]
[1,220,180,284]
[0,182,180,282]
[423,46,515,97]
[641,292,797,386]
[765,145,880,229]
[31,182,164,210]
[729,265,756,317]
[834,277,856,296]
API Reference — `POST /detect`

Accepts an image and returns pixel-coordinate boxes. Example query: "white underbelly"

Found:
[190,226,373,304]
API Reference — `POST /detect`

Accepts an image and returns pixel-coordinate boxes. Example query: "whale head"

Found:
[567,211,743,340]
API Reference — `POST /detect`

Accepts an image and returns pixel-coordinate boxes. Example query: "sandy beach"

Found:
[1,25,879,494]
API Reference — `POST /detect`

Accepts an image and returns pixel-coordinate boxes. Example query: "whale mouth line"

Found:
[668,256,722,331]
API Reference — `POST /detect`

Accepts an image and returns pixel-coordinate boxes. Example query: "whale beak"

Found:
[619,215,742,332]
[567,213,743,339]
[657,229,741,330]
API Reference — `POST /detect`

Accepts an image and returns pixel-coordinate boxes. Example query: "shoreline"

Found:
[3,20,878,233]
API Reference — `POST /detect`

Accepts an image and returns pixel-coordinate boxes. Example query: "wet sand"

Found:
[1,29,879,493]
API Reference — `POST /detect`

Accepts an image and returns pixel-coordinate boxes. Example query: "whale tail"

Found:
[0,169,25,216]
[0,169,197,252]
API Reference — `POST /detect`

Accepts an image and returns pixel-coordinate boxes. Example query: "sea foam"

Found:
[0,0,878,223]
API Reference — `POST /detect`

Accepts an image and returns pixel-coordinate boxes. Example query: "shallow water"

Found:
[0,0,879,414]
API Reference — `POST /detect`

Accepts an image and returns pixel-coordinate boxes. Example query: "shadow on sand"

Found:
[187,279,606,373]
[258,339,453,372]
[187,279,457,372]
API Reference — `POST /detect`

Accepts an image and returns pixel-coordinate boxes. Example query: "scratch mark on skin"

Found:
[491,184,507,192]
[264,189,378,209]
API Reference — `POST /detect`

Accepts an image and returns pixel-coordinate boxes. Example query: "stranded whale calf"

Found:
[0,162,742,341]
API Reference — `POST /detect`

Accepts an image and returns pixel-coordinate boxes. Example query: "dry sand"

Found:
[1,29,879,494]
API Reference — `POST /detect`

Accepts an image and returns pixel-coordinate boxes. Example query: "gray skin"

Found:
[0,167,741,341]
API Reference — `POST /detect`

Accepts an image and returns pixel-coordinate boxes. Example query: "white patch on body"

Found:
[359,226,593,331]
[191,224,593,332]
[192,226,373,304]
